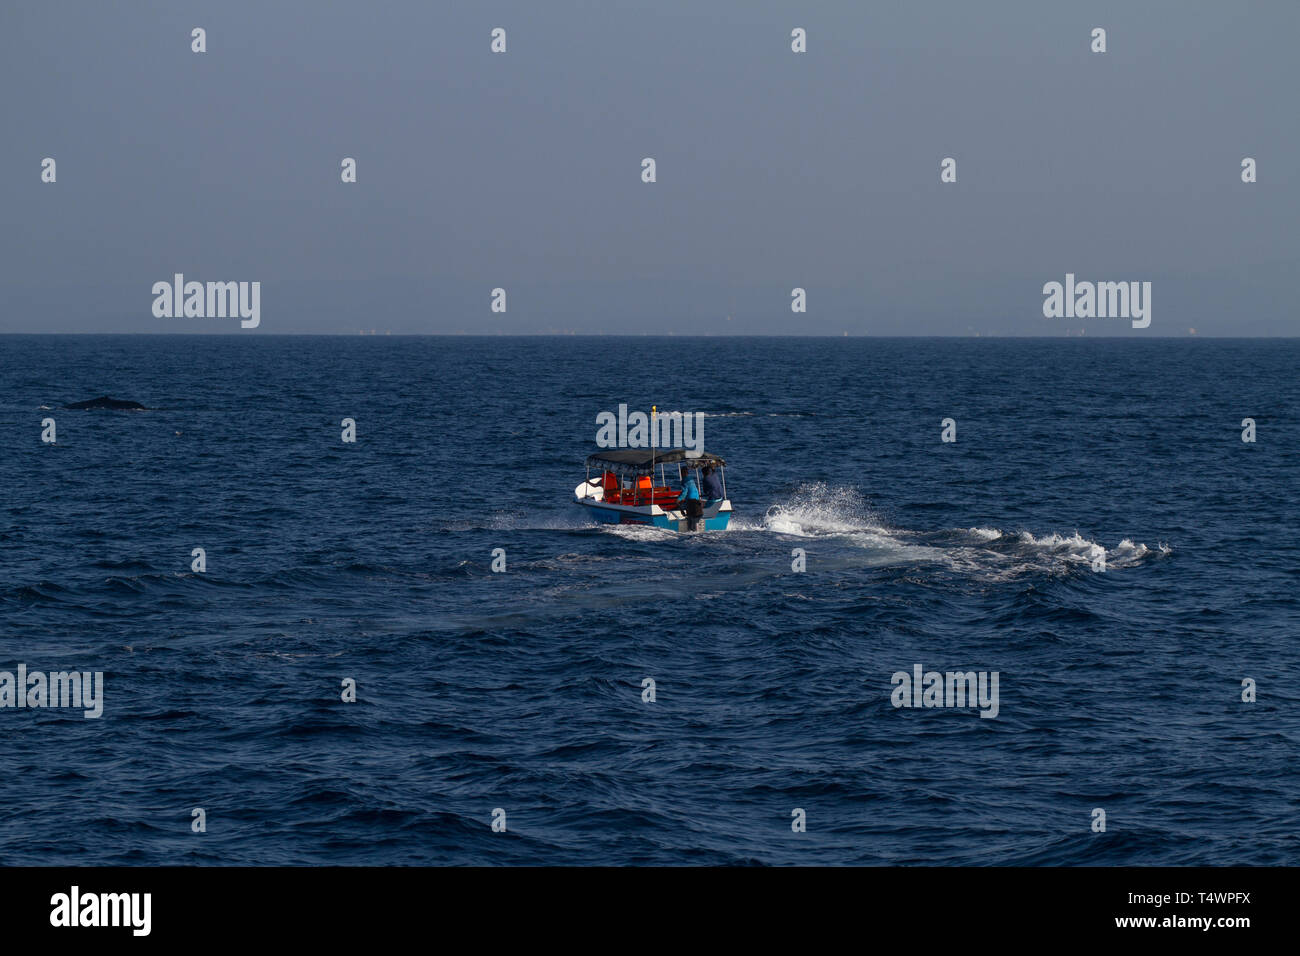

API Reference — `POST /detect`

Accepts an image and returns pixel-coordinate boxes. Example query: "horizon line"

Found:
[0,332,1295,339]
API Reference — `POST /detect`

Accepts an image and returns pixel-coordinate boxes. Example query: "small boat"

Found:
[574,448,733,531]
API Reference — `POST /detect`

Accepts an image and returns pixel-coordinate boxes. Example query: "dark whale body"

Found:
[63,396,148,411]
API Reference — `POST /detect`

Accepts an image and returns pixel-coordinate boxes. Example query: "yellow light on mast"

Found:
[650,406,656,502]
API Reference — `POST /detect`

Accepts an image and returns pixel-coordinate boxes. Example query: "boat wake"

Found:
[454,483,1169,583]
[599,524,681,542]
[655,409,812,419]
[758,483,889,537]
[752,483,1170,580]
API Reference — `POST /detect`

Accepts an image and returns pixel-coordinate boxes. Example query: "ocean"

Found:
[1,335,1296,865]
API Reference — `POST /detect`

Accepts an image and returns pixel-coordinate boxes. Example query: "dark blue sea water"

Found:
[1,335,1296,865]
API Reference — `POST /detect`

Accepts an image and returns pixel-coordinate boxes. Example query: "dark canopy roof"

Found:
[586,448,725,471]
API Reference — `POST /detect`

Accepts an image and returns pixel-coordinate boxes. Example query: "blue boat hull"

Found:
[580,502,732,531]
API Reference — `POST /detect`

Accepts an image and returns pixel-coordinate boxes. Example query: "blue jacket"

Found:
[702,472,724,500]
[676,475,699,506]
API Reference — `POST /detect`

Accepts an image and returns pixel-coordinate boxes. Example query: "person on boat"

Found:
[701,464,724,503]
[676,465,703,531]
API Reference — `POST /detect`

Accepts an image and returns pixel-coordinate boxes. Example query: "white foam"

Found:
[655,409,810,419]
[846,531,947,565]
[600,524,679,542]
[989,528,1171,571]
[762,483,886,537]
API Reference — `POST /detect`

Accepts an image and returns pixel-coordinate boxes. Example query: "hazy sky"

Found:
[2,0,1296,334]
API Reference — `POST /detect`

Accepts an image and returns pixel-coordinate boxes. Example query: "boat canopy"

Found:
[585,448,725,473]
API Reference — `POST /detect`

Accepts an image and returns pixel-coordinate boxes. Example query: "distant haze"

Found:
[1,0,1296,335]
